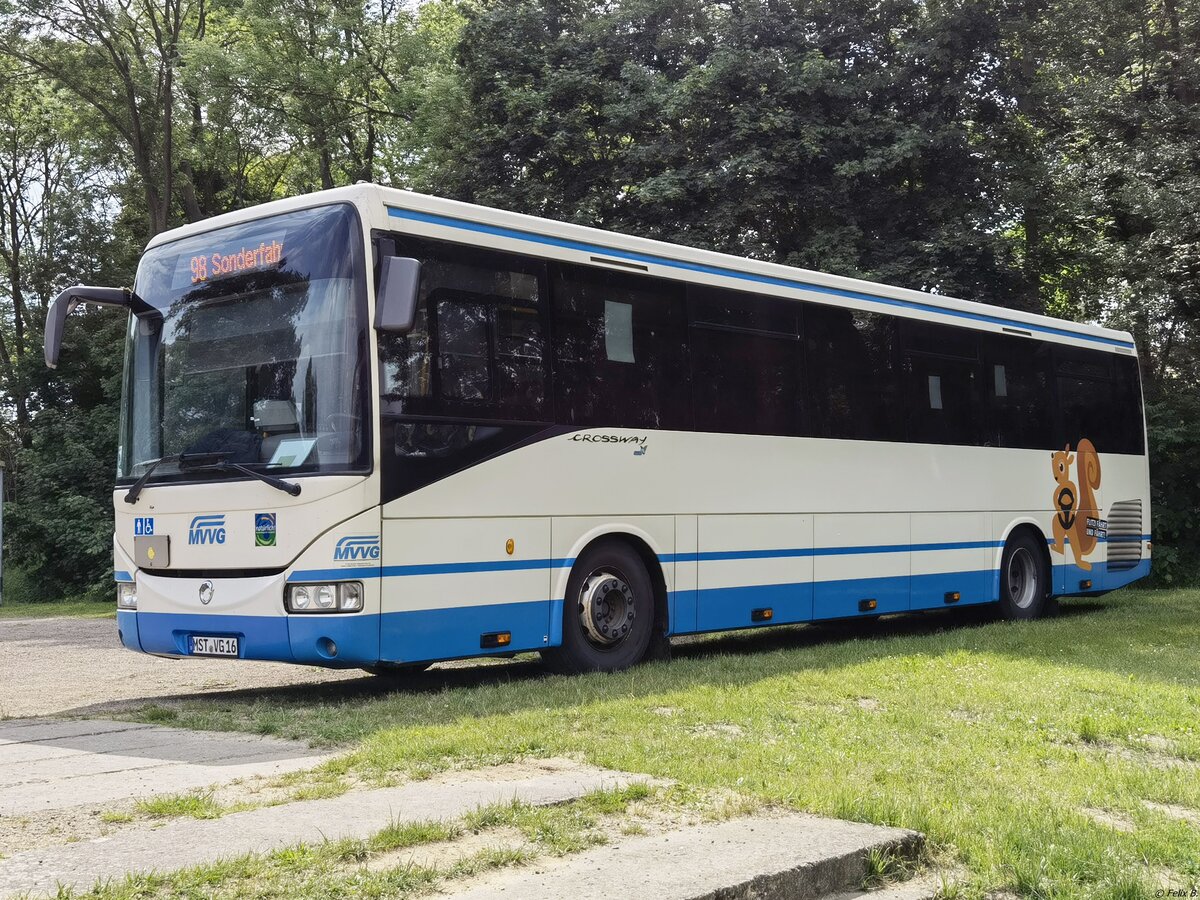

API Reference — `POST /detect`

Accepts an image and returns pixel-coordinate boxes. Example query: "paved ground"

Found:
[0,719,330,816]
[0,758,654,898]
[442,814,921,900]
[0,615,366,718]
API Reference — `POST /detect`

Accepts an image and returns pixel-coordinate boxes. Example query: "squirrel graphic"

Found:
[1049,439,1102,570]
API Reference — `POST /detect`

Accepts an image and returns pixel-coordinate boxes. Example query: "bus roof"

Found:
[147,184,1137,353]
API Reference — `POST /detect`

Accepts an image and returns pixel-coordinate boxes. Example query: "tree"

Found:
[438,0,1032,307]
[0,0,211,237]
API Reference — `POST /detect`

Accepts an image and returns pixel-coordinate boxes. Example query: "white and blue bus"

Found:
[45,186,1151,674]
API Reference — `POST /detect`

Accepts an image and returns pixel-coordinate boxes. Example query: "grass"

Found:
[134,790,226,819]
[70,786,657,899]
[112,587,1200,898]
[0,598,113,619]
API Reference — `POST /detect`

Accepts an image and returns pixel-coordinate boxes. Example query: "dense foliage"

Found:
[0,0,1196,599]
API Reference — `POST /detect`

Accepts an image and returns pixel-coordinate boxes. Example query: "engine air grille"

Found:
[1106,499,1143,571]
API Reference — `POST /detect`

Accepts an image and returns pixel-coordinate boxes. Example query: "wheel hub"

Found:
[579,571,635,647]
[1008,547,1037,609]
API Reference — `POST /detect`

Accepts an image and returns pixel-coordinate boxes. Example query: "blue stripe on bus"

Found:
[660,540,1005,564]
[284,534,1152,582]
[114,570,134,582]
[287,558,574,582]
[387,206,1135,350]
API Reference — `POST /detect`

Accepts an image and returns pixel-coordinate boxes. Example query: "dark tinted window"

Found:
[901,320,981,446]
[691,285,801,335]
[378,238,548,422]
[1112,355,1145,453]
[689,286,802,436]
[551,263,687,429]
[1055,346,1144,454]
[981,333,1054,449]
[805,305,902,441]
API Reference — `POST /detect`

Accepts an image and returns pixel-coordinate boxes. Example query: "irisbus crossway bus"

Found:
[44,185,1151,674]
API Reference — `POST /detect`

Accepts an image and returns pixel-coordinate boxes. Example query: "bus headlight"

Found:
[117,583,137,610]
[338,582,363,612]
[285,582,363,613]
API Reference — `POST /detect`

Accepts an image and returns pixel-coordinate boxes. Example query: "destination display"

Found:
[171,232,286,289]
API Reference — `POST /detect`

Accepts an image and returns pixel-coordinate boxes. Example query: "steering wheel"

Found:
[395,421,477,458]
[322,412,361,433]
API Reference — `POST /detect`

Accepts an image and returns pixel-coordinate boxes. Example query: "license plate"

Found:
[191,635,239,657]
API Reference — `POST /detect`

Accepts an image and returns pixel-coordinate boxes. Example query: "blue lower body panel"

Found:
[910,569,995,610]
[1054,558,1151,594]
[131,611,380,668]
[695,582,813,632]
[117,610,140,651]
[379,599,551,664]
[813,573,909,620]
[121,558,1149,668]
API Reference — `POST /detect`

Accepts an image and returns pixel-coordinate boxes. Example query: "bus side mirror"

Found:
[374,256,421,334]
[45,285,132,368]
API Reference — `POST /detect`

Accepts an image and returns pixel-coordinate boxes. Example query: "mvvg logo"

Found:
[188,514,227,545]
[334,535,380,562]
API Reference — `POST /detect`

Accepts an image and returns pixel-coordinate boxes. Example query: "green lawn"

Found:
[118,588,1200,899]
[0,598,114,619]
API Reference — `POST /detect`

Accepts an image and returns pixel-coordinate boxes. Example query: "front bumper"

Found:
[120,607,380,668]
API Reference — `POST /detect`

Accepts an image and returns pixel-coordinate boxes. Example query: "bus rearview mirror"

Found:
[44,285,133,368]
[375,256,421,334]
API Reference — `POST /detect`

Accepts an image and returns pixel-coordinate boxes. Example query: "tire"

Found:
[998,530,1050,620]
[542,539,655,674]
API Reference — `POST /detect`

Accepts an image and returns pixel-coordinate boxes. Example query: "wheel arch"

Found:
[551,525,671,646]
[995,519,1053,600]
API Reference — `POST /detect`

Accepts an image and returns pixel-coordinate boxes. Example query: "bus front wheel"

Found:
[998,530,1050,620]
[543,540,654,675]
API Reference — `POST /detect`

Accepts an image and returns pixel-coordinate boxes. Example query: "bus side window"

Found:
[551,263,687,429]
[1054,346,1143,455]
[804,305,902,443]
[982,333,1053,449]
[378,238,548,422]
[900,319,982,447]
[1112,355,1146,455]
[688,284,802,437]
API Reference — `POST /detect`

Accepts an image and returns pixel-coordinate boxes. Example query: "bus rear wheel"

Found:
[543,540,654,675]
[998,530,1050,620]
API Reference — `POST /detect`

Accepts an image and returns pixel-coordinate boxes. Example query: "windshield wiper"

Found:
[183,459,302,497]
[123,451,226,504]
[124,451,301,502]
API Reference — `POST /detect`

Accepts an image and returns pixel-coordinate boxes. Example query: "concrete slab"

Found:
[827,869,963,900]
[0,719,328,815]
[0,759,653,899]
[442,814,922,900]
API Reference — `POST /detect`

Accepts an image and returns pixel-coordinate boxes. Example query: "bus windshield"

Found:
[118,204,369,482]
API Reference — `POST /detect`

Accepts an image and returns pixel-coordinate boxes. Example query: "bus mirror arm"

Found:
[374,257,421,334]
[44,285,133,368]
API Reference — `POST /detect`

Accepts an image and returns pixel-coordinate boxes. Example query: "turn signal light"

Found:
[858,599,877,612]
[751,608,773,622]
[944,591,961,604]
[1079,579,1092,590]
[481,631,512,649]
